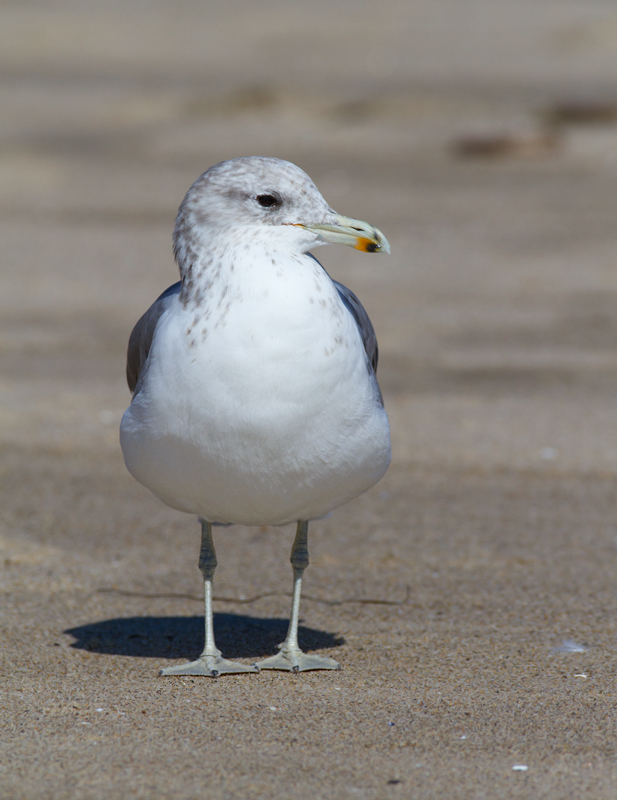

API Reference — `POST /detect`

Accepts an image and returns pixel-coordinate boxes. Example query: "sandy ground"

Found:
[3,1,617,798]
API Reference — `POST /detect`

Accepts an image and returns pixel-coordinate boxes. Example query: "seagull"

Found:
[120,157,391,676]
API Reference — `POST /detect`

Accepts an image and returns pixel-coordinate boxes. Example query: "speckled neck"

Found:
[178,248,225,311]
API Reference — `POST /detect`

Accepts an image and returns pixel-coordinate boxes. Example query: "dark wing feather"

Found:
[333,280,379,374]
[126,281,181,394]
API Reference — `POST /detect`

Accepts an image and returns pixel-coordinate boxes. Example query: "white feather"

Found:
[121,242,390,525]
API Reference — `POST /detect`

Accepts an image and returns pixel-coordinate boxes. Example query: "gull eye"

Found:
[256,194,279,208]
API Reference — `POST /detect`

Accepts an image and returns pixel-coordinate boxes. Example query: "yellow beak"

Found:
[301,214,390,254]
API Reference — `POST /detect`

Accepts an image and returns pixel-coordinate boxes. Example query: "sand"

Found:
[3,1,617,797]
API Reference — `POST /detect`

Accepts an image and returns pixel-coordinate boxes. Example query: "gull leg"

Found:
[256,520,339,673]
[160,519,258,677]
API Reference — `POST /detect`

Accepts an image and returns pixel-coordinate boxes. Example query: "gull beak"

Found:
[301,214,390,254]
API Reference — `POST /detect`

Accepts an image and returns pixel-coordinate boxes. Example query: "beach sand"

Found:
[3,2,617,797]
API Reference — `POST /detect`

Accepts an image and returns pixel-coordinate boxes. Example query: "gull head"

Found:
[173,156,389,268]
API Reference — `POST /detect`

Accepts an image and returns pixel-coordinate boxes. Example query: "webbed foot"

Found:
[255,648,339,673]
[160,655,259,677]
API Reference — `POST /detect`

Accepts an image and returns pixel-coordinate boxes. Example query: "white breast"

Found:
[120,251,391,525]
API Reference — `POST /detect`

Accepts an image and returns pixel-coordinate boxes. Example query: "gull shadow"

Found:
[65,614,344,660]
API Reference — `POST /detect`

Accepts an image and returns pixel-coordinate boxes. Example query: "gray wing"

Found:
[333,280,379,374]
[306,253,379,374]
[126,281,181,394]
